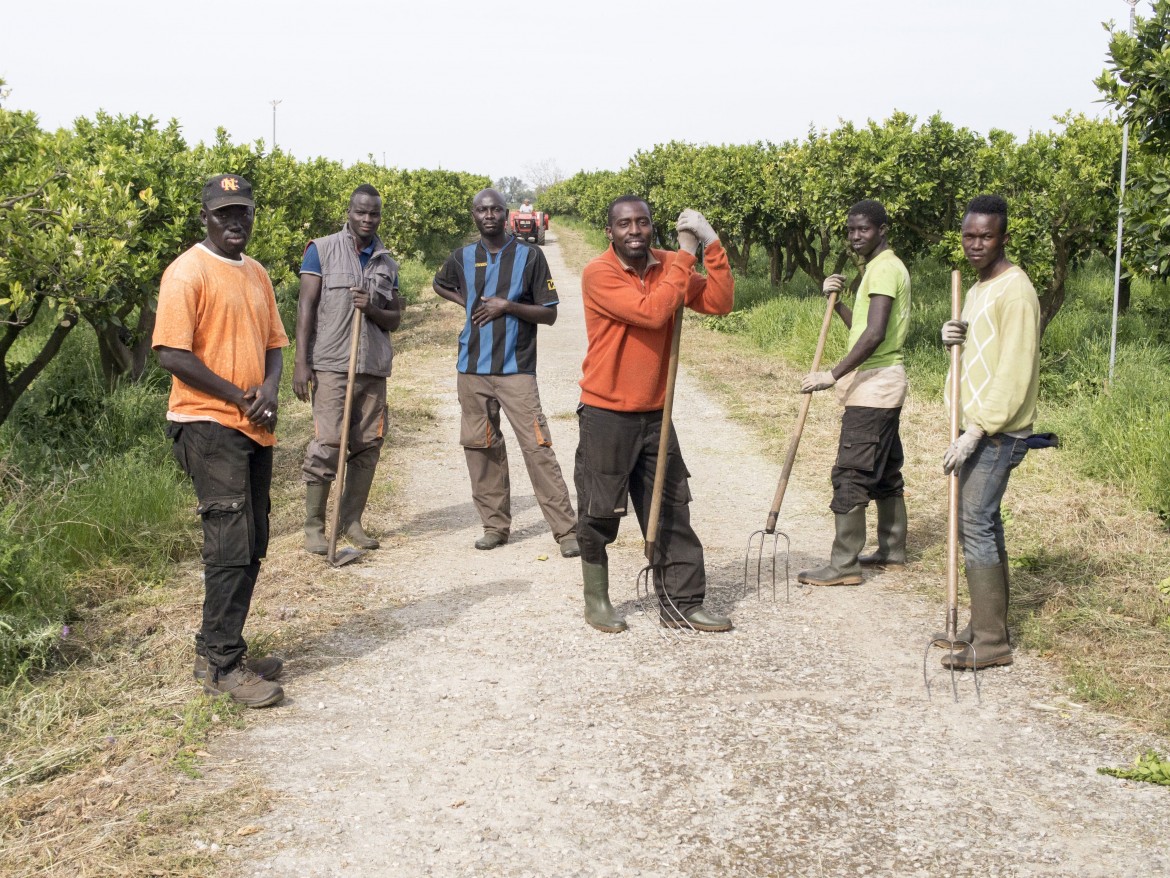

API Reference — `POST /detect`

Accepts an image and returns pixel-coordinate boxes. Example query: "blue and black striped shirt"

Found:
[435,237,558,375]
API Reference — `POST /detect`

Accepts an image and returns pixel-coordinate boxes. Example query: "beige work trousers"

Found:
[457,372,576,542]
[301,371,387,483]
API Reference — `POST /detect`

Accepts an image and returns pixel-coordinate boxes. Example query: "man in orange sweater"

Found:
[575,196,734,633]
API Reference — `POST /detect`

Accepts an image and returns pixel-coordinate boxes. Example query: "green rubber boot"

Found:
[933,550,1009,648]
[340,465,379,549]
[582,560,627,633]
[304,483,329,555]
[797,504,866,586]
[941,564,1013,670]
[859,495,907,567]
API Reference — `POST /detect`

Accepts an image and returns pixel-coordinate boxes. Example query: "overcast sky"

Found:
[3,0,1136,186]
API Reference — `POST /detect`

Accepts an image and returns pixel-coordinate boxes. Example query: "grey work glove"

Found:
[677,228,700,255]
[800,370,837,393]
[676,209,718,247]
[822,274,847,298]
[942,426,984,474]
[942,319,968,347]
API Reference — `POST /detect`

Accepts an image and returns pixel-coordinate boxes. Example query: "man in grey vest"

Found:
[293,184,402,553]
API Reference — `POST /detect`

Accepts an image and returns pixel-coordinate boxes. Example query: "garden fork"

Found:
[743,288,838,600]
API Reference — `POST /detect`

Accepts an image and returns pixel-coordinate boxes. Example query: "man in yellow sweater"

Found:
[575,196,734,633]
[940,194,1041,670]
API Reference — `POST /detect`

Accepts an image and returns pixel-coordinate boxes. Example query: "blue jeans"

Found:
[957,434,1028,569]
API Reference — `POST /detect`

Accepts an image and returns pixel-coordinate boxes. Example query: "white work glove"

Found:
[676,228,700,255]
[941,319,968,347]
[800,370,837,393]
[943,427,984,474]
[676,209,718,247]
[822,274,846,298]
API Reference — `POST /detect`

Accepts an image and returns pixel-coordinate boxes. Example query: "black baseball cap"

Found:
[201,174,254,210]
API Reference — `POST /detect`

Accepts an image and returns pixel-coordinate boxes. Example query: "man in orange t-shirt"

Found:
[153,174,288,708]
[575,196,734,634]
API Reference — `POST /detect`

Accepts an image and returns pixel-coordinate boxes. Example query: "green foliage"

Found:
[1098,750,1170,786]
[1098,0,1170,280]
[546,113,1121,332]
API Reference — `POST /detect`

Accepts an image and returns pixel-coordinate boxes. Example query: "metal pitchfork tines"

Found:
[744,288,839,601]
[924,270,980,702]
[634,305,695,641]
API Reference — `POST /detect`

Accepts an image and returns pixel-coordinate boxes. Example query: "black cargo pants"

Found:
[167,421,272,672]
[573,404,706,615]
[829,405,905,514]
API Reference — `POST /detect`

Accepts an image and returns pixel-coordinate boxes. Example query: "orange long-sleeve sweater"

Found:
[579,242,734,412]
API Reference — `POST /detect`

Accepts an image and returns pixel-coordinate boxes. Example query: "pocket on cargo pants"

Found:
[196,494,253,566]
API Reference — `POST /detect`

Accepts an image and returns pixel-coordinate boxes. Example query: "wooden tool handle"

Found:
[763,289,838,533]
[327,307,364,562]
[644,304,685,562]
[946,269,963,638]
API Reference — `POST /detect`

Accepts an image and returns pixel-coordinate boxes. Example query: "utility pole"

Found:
[1108,0,1139,386]
[270,99,282,151]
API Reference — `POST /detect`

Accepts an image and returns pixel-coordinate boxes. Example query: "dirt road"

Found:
[223,235,1168,877]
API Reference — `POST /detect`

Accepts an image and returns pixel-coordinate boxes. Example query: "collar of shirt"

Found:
[613,248,660,275]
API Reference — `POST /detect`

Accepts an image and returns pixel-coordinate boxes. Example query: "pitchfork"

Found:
[924,270,980,702]
[635,305,695,638]
[743,288,839,600]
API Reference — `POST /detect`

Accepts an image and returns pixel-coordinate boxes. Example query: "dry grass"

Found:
[0,287,466,877]
[555,219,1170,732]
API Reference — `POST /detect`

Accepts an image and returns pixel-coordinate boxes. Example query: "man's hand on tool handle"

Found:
[822,274,847,297]
[676,209,718,247]
[943,426,984,474]
[351,286,379,315]
[676,228,700,255]
[941,319,968,347]
[800,370,837,393]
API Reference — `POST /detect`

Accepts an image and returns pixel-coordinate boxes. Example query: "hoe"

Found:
[326,308,367,568]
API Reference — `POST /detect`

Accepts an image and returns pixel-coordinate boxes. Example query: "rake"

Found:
[924,269,979,701]
[635,305,695,638]
[743,288,838,600]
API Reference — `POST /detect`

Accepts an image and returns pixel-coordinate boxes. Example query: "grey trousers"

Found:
[302,370,387,482]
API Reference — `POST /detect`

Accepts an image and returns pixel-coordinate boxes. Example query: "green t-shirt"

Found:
[847,248,910,370]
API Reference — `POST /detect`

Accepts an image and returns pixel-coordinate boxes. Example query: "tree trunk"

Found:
[1039,245,1070,337]
[0,312,78,430]
[767,244,782,287]
[1119,275,1131,314]
[93,305,156,388]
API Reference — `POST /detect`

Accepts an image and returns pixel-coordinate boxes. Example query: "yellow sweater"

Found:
[947,265,1040,435]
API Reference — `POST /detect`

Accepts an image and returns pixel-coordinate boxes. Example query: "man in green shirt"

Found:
[798,200,911,586]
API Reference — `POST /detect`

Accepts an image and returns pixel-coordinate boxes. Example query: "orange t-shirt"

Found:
[579,243,734,412]
[152,244,289,446]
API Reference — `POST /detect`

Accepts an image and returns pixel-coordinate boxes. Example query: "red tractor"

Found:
[509,207,549,245]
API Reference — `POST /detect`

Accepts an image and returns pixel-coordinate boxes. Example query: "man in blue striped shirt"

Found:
[433,188,579,557]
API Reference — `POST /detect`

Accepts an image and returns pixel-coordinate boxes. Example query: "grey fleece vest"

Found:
[310,226,398,377]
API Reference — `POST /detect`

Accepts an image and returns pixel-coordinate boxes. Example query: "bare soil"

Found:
[212,234,1168,877]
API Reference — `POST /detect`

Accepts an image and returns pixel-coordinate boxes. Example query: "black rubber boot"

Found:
[340,466,379,549]
[304,483,329,555]
[859,495,907,567]
[941,565,1013,669]
[798,505,866,586]
[582,560,627,633]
